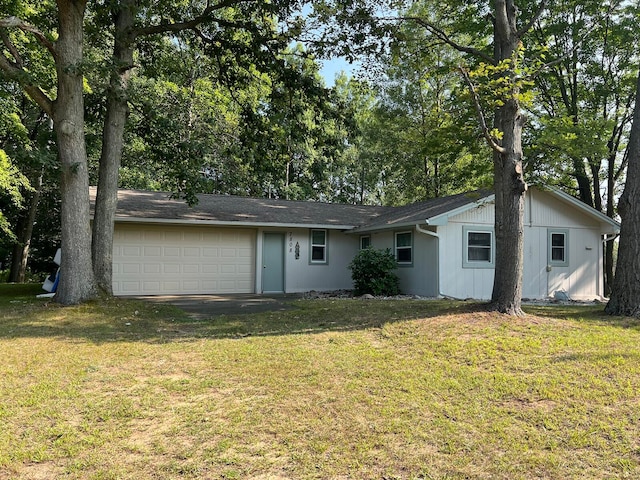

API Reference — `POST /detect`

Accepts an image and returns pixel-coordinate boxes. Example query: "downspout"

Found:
[415,223,464,300]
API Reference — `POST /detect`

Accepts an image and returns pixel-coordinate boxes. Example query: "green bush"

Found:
[349,248,400,296]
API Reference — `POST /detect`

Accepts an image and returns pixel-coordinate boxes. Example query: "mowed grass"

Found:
[1,284,639,479]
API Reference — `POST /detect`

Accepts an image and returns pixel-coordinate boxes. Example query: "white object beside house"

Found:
[90,186,619,301]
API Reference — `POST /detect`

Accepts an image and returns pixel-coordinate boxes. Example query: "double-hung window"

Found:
[310,229,327,263]
[360,235,371,250]
[463,226,494,268]
[548,229,569,267]
[395,231,413,265]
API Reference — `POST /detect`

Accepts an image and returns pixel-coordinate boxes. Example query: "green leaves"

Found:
[349,247,400,296]
[0,149,30,243]
[467,43,536,110]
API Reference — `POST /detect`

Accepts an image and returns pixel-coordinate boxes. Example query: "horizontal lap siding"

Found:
[112,224,255,295]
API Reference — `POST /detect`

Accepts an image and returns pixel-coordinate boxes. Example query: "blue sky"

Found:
[319,57,359,86]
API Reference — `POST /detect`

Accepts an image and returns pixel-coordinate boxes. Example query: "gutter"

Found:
[109,216,356,231]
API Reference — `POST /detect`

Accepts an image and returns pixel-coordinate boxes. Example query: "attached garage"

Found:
[112,223,256,295]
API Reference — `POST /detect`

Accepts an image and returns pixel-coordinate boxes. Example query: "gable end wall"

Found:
[438,189,604,300]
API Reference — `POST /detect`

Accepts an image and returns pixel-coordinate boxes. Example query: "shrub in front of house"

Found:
[349,248,400,296]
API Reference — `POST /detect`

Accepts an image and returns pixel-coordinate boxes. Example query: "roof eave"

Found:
[544,187,620,233]
[350,193,496,233]
[111,216,357,230]
[349,221,421,234]
[425,194,495,226]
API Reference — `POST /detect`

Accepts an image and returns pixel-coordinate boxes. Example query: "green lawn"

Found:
[1,284,639,479]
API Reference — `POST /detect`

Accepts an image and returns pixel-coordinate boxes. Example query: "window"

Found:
[548,229,569,266]
[463,226,494,268]
[310,229,327,263]
[395,231,412,265]
[360,235,371,250]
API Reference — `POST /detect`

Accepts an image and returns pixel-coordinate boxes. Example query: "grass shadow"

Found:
[0,284,488,343]
[523,303,640,331]
[4,284,638,344]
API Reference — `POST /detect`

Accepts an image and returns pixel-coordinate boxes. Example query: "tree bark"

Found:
[8,171,43,283]
[92,0,136,295]
[53,0,97,305]
[605,69,640,316]
[488,0,527,315]
[490,100,526,315]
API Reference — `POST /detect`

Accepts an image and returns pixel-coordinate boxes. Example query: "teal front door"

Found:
[262,233,284,293]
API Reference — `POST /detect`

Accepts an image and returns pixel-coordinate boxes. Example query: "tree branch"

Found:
[516,0,548,38]
[404,16,497,65]
[0,29,23,66]
[0,53,54,117]
[459,67,506,154]
[134,0,255,37]
[0,16,58,61]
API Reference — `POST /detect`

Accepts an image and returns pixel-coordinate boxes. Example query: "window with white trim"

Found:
[463,226,494,268]
[310,229,327,263]
[360,235,371,250]
[395,231,413,265]
[548,229,569,267]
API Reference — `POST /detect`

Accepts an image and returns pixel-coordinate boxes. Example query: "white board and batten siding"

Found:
[438,202,495,300]
[522,189,603,300]
[438,189,606,300]
[112,223,255,295]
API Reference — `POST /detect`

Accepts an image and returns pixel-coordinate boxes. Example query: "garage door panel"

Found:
[162,280,180,291]
[143,230,163,241]
[143,264,161,274]
[123,246,141,256]
[163,247,180,257]
[122,264,140,274]
[113,224,255,295]
[142,282,160,294]
[238,264,252,274]
[144,246,161,256]
[164,231,182,242]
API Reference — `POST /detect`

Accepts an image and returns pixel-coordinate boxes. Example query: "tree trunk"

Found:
[573,157,594,207]
[490,99,526,315]
[488,0,527,315]
[53,0,97,305]
[605,69,640,316]
[8,171,43,283]
[604,153,617,296]
[92,0,136,295]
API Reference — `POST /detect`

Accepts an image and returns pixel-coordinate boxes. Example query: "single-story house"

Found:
[90,186,619,300]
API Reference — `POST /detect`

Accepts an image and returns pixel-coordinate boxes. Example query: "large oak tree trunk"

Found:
[53,0,97,305]
[92,0,136,295]
[488,0,527,315]
[605,70,640,316]
[491,101,526,315]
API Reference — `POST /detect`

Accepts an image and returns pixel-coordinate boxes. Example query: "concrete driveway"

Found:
[134,293,304,318]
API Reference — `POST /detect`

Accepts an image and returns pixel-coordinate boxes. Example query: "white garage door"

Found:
[112,224,256,295]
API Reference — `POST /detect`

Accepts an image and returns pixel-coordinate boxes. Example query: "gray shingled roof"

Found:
[89,188,394,229]
[89,187,493,230]
[352,190,494,231]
